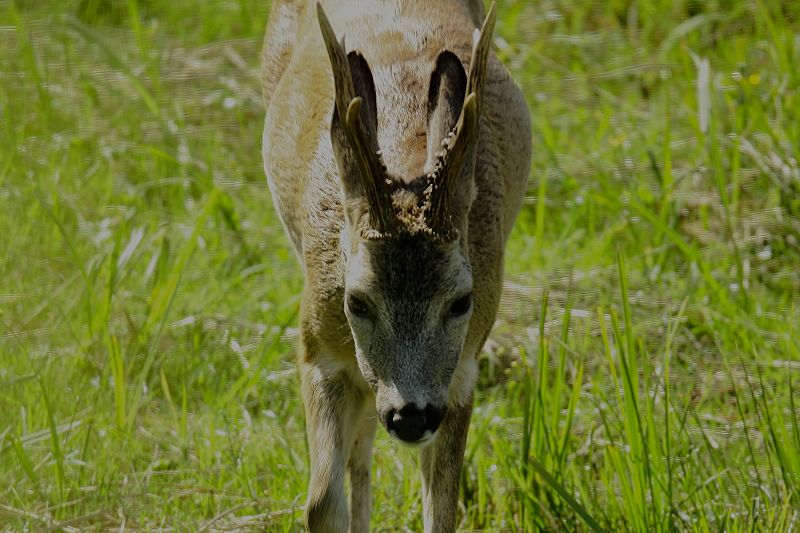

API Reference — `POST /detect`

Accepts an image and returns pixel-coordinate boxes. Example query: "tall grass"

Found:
[1,0,799,530]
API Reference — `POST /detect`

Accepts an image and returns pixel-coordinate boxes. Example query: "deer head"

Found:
[318,3,495,444]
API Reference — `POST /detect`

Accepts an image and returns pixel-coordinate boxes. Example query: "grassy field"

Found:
[1,0,799,530]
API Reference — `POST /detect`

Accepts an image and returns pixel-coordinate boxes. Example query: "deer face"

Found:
[317,3,493,444]
[343,235,473,443]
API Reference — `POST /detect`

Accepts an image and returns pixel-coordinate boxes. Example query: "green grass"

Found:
[1,0,799,530]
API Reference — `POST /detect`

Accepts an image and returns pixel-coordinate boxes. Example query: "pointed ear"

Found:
[318,3,394,234]
[426,51,467,172]
[425,2,495,235]
[346,52,378,136]
[330,51,380,195]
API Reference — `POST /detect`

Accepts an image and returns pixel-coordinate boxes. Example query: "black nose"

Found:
[385,404,447,442]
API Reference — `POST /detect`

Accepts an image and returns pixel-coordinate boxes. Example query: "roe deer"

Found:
[261,1,531,530]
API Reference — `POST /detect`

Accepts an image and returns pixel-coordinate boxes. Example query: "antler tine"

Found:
[428,2,495,233]
[467,1,495,112]
[317,3,394,234]
[317,3,354,123]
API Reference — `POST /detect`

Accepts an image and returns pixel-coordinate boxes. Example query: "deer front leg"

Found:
[300,360,367,533]
[419,399,473,533]
[348,408,377,533]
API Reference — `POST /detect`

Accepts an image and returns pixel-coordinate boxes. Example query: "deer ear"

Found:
[318,2,394,233]
[332,51,380,198]
[329,52,392,229]
[424,3,495,235]
[346,52,378,138]
[426,51,467,171]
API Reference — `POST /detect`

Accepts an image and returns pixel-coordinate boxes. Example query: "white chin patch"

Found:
[388,429,438,448]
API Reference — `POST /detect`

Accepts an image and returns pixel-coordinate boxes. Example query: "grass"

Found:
[1,0,799,530]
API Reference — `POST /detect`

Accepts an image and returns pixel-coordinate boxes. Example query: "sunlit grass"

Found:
[1,0,799,530]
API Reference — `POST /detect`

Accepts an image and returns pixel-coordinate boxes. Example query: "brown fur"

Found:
[261,1,531,531]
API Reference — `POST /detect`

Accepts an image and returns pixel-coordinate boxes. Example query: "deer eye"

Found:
[347,295,371,318]
[449,292,473,318]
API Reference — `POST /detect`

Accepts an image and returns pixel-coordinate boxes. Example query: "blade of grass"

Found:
[66,15,161,118]
[528,456,606,533]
